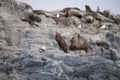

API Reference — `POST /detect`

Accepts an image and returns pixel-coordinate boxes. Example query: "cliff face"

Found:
[0,0,120,80]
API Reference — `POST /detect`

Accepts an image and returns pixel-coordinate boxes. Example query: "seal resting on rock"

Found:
[85,5,97,19]
[60,7,80,18]
[60,7,80,13]
[33,10,52,18]
[85,5,93,13]
[70,37,88,53]
[55,32,68,53]
[86,15,94,23]
[21,5,41,27]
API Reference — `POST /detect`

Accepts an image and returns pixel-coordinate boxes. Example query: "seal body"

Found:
[23,6,41,26]
[85,5,92,13]
[55,32,68,53]
[70,37,88,53]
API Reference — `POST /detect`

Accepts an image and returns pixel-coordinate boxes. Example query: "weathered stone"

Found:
[0,39,7,46]
[0,0,120,80]
[0,30,5,39]
[105,32,120,50]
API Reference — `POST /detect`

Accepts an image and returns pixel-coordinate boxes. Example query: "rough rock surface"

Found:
[0,0,120,80]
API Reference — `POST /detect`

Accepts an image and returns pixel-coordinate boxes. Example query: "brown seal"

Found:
[33,10,46,15]
[33,10,52,18]
[60,7,80,18]
[85,5,92,13]
[70,37,88,53]
[21,5,41,27]
[60,7,80,13]
[55,32,68,53]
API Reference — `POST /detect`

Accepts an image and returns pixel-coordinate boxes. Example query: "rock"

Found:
[101,48,117,63]
[63,56,120,80]
[105,31,120,50]
[0,30,5,39]
[0,0,120,80]
[39,15,56,25]
[0,73,12,80]
[96,13,114,23]
[0,39,7,46]
[5,53,119,80]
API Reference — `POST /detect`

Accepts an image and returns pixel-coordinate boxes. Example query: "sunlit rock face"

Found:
[0,0,120,80]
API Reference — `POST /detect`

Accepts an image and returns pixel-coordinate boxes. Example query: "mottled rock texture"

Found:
[0,0,120,80]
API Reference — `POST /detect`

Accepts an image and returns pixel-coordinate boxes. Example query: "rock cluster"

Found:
[0,0,120,80]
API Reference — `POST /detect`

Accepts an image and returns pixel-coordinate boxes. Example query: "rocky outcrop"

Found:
[0,0,120,80]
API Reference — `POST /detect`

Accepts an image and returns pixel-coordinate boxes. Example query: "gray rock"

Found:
[4,53,119,80]
[0,39,7,46]
[0,30,5,39]
[0,0,120,80]
[105,31,120,50]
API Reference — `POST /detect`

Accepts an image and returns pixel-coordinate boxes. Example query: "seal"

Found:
[86,15,94,23]
[21,5,41,27]
[85,5,92,13]
[70,37,88,53]
[55,32,68,53]
[33,10,52,18]
[60,7,80,18]
[60,7,80,13]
